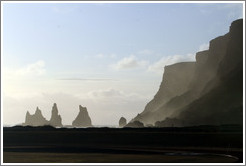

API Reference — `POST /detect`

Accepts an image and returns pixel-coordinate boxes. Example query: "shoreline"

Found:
[3,125,243,163]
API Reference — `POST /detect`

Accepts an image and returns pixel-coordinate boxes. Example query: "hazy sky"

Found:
[2,2,243,126]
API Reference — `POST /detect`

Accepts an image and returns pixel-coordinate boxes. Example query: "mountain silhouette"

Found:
[130,19,243,127]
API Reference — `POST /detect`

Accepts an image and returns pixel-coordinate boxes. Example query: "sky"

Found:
[2,2,244,126]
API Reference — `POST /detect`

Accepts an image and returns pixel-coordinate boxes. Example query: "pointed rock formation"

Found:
[49,103,62,127]
[23,103,63,127]
[24,111,31,125]
[72,105,92,127]
[23,107,49,126]
[119,117,127,127]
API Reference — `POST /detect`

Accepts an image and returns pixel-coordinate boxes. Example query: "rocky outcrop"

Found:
[49,103,62,127]
[23,103,63,127]
[124,121,144,128]
[23,107,49,126]
[119,117,127,127]
[130,19,243,127]
[155,118,183,127]
[72,105,92,127]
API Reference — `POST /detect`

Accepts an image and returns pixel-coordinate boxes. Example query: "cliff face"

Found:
[130,19,243,126]
[72,105,92,127]
[176,19,243,126]
[133,62,196,125]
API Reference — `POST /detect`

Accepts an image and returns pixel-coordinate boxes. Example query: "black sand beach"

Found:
[3,125,243,163]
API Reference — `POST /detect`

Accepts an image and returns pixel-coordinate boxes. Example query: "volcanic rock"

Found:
[49,103,62,127]
[124,121,144,128]
[72,105,92,127]
[119,117,127,127]
[23,107,49,126]
[129,19,243,127]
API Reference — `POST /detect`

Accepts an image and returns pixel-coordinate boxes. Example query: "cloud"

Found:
[148,54,195,74]
[112,55,148,70]
[198,43,209,52]
[86,88,148,102]
[16,60,46,76]
[88,88,124,98]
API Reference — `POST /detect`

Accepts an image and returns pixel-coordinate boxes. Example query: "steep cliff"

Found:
[130,19,243,126]
[133,62,196,125]
[176,19,243,126]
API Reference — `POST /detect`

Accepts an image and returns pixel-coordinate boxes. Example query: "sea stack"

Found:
[23,107,49,126]
[119,117,127,127]
[49,103,62,127]
[72,105,92,127]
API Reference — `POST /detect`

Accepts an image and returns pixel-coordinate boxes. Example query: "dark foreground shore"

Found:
[3,125,243,163]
